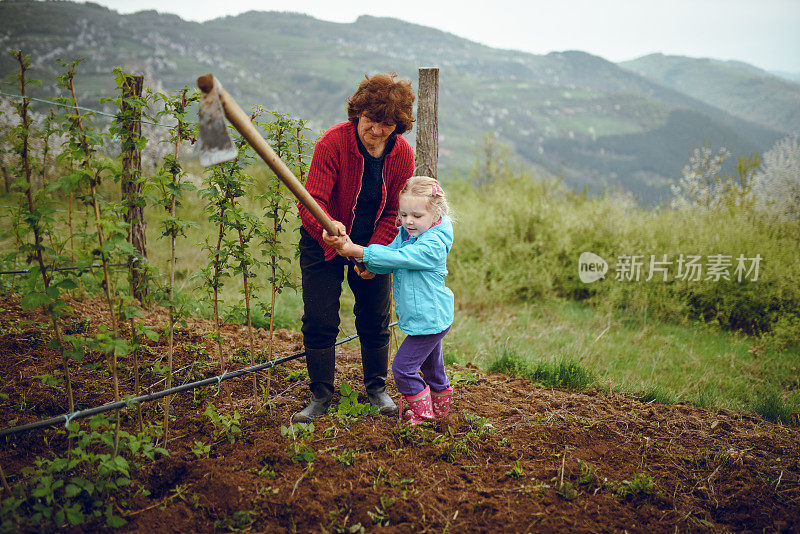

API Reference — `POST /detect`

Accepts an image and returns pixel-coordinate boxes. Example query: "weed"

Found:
[367,495,396,527]
[229,347,251,364]
[191,441,210,458]
[391,476,415,491]
[532,359,594,389]
[487,351,525,376]
[694,387,719,410]
[371,467,418,504]
[34,371,64,390]
[488,350,594,390]
[256,465,277,479]
[576,459,596,486]
[556,481,578,500]
[507,460,525,478]
[257,484,280,497]
[214,509,256,531]
[432,431,469,462]
[392,424,436,447]
[287,368,308,381]
[612,473,657,499]
[450,369,479,385]
[372,466,389,489]
[64,317,90,335]
[204,403,242,444]
[463,411,495,437]
[331,448,358,466]
[253,455,278,479]
[327,506,365,534]
[183,341,209,358]
[334,382,380,423]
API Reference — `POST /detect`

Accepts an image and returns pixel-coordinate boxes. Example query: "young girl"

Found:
[325,176,454,425]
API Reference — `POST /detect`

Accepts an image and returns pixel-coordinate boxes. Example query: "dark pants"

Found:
[299,228,391,351]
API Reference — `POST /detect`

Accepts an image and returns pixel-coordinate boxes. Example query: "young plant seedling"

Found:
[280,422,316,464]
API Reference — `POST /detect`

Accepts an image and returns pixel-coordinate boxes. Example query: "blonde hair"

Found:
[399,175,450,219]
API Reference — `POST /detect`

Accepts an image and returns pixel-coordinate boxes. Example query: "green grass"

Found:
[487,350,594,390]
[751,391,796,425]
[444,299,800,418]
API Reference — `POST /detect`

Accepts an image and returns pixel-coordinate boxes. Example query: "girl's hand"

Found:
[354,263,376,279]
[338,236,363,258]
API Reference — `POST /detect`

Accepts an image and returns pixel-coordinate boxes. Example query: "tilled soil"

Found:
[0,296,798,533]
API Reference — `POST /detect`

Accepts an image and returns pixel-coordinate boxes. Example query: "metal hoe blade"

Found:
[197,76,238,167]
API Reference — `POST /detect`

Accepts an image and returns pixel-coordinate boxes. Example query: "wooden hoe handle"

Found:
[197,74,341,237]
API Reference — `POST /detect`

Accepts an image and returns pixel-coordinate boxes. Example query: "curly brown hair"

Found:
[347,73,415,135]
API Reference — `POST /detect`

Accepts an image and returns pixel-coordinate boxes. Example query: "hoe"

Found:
[197,74,341,238]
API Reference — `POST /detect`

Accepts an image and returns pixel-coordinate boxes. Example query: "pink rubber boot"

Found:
[398,385,434,426]
[431,386,453,418]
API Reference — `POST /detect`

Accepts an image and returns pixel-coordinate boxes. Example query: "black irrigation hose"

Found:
[0,262,129,276]
[0,323,397,439]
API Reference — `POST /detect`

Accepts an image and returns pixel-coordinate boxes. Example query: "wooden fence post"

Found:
[120,74,147,302]
[416,67,439,180]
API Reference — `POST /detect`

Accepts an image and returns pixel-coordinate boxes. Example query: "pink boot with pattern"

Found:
[399,385,434,426]
[431,386,453,418]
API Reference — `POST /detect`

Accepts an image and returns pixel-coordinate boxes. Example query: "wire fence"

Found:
[0,89,173,128]
[1,204,88,214]
[0,262,129,276]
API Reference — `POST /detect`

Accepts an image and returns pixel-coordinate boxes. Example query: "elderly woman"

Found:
[293,73,416,422]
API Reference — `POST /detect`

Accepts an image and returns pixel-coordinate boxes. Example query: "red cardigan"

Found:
[299,121,416,261]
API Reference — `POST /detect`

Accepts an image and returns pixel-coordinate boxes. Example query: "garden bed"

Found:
[1,295,798,533]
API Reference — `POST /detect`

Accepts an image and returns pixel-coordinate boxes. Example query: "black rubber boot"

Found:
[361,344,397,415]
[292,347,335,423]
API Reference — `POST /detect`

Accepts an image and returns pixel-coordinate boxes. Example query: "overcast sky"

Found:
[87,0,800,73]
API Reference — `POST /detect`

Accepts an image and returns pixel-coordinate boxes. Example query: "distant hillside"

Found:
[772,70,800,84]
[621,53,800,134]
[0,0,791,204]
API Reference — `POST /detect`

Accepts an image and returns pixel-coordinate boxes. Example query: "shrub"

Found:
[768,313,800,351]
[449,159,800,339]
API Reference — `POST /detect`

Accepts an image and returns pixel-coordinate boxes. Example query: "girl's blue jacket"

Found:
[362,216,454,336]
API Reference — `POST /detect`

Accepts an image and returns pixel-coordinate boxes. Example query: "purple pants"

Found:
[392,326,451,396]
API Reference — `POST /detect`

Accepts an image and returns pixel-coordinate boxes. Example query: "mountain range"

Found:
[1,0,798,204]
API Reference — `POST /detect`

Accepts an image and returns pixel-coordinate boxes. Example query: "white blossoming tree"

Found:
[753,133,800,221]
[671,144,759,214]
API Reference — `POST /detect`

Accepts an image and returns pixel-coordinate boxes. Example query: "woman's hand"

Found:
[323,227,364,258]
[322,220,347,249]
